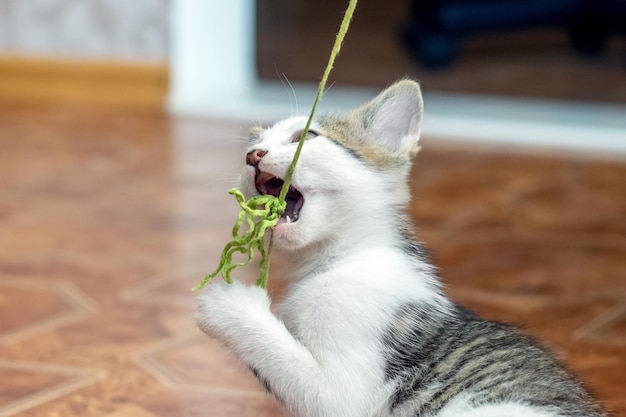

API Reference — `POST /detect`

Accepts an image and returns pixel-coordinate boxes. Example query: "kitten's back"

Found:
[384,303,605,417]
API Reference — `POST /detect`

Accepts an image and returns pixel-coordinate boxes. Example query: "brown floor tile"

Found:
[0,361,103,417]
[0,285,73,336]
[432,238,625,295]
[144,391,286,417]
[136,334,267,394]
[0,367,69,406]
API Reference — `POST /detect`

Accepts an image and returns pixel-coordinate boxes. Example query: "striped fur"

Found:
[384,304,604,417]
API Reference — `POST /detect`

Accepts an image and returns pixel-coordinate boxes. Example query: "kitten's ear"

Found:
[353,80,423,156]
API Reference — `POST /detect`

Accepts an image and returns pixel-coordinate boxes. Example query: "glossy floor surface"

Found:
[1,103,625,417]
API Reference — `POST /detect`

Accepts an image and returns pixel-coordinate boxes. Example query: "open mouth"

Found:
[255,171,304,224]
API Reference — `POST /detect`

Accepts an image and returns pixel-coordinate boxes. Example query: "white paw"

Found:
[195,279,270,341]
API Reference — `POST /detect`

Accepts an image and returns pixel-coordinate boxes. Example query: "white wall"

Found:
[168,0,256,116]
[0,0,169,61]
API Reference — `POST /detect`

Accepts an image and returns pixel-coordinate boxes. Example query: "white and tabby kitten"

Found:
[197,80,605,417]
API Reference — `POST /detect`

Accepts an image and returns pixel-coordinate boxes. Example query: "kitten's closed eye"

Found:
[292,129,319,143]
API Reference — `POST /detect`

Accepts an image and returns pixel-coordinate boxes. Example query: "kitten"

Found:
[196,80,606,417]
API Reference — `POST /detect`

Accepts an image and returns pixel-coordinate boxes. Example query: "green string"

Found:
[193,0,358,291]
[191,190,284,291]
[278,0,358,203]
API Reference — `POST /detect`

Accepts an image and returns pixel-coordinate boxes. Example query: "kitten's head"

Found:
[239,80,423,251]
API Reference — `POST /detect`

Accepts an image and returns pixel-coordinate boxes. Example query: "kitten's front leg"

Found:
[196,280,274,343]
[196,281,368,417]
[196,280,318,415]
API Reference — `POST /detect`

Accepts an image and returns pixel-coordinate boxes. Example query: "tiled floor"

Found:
[1,102,625,417]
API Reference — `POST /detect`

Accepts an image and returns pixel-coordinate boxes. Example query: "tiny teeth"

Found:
[286,215,292,223]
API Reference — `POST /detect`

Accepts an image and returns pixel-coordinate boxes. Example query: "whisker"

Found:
[206,178,240,187]
[253,105,263,131]
[228,137,254,145]
[282,73,299,116]
[195,173,241,188]
[325,79,337,95]
[204,136,252,146]
[274,64,291,117]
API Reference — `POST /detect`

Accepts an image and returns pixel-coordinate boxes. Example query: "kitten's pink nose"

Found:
[246,149,267,166]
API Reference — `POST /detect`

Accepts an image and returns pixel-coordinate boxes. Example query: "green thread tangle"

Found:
[193,0,358,291]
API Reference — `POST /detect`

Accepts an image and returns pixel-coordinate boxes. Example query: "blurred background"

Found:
[0,1,625,417]
[256,0,626,100]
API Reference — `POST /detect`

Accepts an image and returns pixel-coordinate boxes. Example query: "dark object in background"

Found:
[403,0,626,68]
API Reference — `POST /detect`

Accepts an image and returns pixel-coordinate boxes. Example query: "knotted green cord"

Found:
[193,0,358,291]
